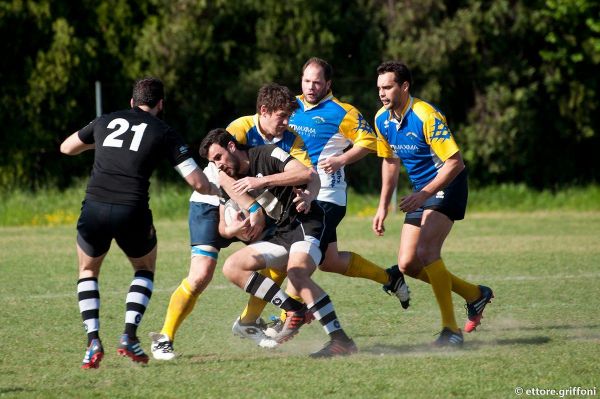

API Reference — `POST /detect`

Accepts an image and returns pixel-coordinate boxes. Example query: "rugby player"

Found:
[372,61,494,346]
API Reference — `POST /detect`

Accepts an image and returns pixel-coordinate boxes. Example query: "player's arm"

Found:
[319,107,376,173]
[231,157,314,193]
[292,166,320,214]
[175,159,220,196]
[373,157,400,236]
[318,145,372,175]
[60,131,95,155]
[399,152,464,213]
[399,112,464,213]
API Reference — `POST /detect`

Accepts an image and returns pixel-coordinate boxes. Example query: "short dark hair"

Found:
[132,77,164,107]
[377,61,413,88]
[199,128,245,159]
[256,83,299,114]
[302,57,333,82]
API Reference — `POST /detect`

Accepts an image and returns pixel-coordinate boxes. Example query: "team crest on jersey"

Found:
[354,114,375,136]
[405,131,418,139]
[312,116,326,124]
[430,118,451,141]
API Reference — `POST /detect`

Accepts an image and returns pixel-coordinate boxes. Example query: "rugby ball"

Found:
[223,199,246,226]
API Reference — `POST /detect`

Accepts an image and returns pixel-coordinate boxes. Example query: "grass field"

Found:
[1,212,599,398]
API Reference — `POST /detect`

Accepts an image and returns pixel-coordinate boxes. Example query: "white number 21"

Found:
[103,118,148,152]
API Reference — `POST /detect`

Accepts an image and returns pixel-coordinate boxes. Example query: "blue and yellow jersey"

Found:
[290,93,376,205]
[226,114,312,168]
[374,96,460,191]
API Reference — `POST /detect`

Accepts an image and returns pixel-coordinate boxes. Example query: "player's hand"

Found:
[399,191,428,213]
[226,213,251,240]
[247,207,266,241]
[372,207,388,236]
[293,187,312,214]
[318,156,343,175]
[232,176,264,193]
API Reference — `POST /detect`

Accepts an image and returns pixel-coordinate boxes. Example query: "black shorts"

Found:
[265,205,328,263]
[405,168,468,226]
[77,200,157,258]
[315,200,346,245]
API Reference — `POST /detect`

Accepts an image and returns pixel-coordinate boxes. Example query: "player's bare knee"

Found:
[287,267,311,285]
[398,257,420,277]
[318,261,342,274]
[416,245,440,266]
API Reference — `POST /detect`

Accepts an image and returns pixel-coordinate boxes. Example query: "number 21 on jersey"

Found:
[103,118,147,152]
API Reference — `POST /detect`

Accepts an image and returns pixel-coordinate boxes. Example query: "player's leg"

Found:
[420,169,494,334]
[418,210,464,346]
[75,200,111,369]
[283,243,356,357]
[224,242,304,346]
[114,204,158,364]
[151,247,218,359]
[314,200,410,306]
[76,245,107,370]
[316,201,388,284]
[239,268,287,324]
[150,202,223,359]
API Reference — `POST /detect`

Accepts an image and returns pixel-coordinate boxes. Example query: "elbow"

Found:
[60,143,73,155]
[306,168,318,185]
[194,182,212,195]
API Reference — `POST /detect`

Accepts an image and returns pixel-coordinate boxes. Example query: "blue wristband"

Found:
[248,202,261,214]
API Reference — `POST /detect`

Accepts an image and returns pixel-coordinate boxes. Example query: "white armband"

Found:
[174,158,199,178]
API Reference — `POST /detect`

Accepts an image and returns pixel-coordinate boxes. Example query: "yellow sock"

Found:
[417,269,481,303]
[240,268,287,324]
[423,259,459,332]
[160,278,199,340]
[344,252,389,284]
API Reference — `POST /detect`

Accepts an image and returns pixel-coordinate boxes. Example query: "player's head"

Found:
[301,57,332,105]
[376,61,412,112]
[256,83,298,138]
[199,128,245,177]
[132,77,165,108]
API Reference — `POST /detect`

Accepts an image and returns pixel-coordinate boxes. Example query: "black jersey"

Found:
[78,107,192,206]
[242,145,301,226]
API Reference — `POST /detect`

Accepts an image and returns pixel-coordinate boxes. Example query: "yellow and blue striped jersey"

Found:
[226,114,312,168]
[290,93,376,205]
[374,96,460,191]
[189,114,312,205]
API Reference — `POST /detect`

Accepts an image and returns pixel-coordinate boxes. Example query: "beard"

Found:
[223,154,241,178]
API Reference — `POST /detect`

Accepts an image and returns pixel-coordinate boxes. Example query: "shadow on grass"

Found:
[360,335,551,355]
[0,387,33,395]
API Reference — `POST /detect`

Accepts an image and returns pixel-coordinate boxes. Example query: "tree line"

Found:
[1,0,599,192]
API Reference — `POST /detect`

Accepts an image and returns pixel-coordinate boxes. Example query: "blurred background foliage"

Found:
[1,0,599,192]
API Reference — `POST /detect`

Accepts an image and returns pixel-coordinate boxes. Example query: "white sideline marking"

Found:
[4,273,600,301]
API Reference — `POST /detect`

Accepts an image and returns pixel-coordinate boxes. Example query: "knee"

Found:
[318,252,345,274]
[398,256,421,278]
[287,267,310,284]
[187,257,217,293]
[188,267,214,292]
[221,259,236,281]
[416,245,439,266]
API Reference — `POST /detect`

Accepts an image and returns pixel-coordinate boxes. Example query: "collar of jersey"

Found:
[298,91,334,111]
[389,95,414,126]
[253,114,283,144]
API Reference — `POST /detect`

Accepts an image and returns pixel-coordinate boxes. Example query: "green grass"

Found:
[2,182,600,227]
[1,212,599,398]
